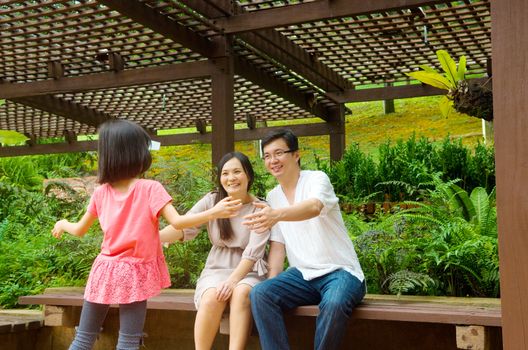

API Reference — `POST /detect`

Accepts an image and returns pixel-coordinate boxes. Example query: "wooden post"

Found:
[328,104,345,162]
[491,1,528,349]
[383,83,395,114]
[211,56,235,166]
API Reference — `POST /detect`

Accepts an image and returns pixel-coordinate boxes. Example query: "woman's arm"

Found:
[52,211,97,238]
[159,197,242,230]
[159,224,184,243]
[216,259,256,301]
[267,241,286,278]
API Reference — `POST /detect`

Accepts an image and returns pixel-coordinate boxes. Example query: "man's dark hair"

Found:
[261,128,300,166]
[214,152,255,241]
[261,128,299,153]
[97,119,152,184]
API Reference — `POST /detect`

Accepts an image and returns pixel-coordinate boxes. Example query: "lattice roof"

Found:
[0,0,491,148]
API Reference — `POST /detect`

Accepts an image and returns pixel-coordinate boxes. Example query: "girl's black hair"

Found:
[97,119,152,184]
[214,152,254,241]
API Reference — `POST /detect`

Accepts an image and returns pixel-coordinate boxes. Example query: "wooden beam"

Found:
[233,55,329,120]
[327,78,489,103]
[213,0,447,34]
[11,96,112,128]
[0,123,336,157]
[239,30,350,92]
[0,61,214,99]
[98,0,333,118]
[182,0,350,92]
[211,56,235,165]
[98,0,225,58]
[491,0,528,348]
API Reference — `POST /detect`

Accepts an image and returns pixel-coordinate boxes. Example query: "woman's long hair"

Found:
[214,152,255,241]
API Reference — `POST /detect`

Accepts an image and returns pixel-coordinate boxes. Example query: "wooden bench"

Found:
[0,310,44,334]
[19,288,502,350]
[0,310,44,350]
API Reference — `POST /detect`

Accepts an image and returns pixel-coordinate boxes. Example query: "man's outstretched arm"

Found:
[243,199,323,232]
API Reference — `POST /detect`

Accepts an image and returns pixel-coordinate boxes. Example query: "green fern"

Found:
[383,270,435,296]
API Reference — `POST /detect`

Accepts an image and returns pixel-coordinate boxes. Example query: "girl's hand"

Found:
[52,220,68,239]
[211,197,242,219]
[216,279,237,301]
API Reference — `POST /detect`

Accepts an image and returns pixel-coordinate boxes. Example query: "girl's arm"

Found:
[52,211,97,238]
[159,224,184,243]
[159,197,242,230]
[267,241,286,278]
[216,259,256,301]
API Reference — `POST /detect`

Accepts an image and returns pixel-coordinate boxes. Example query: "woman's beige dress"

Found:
[183,192,270,308]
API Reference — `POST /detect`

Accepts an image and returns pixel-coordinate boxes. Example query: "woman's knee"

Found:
[199,289,226,311]
[231,285,251,309]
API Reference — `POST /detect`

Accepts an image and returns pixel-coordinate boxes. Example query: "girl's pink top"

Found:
[84,179,172,304]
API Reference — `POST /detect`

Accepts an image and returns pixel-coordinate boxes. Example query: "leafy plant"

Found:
[395,176,499,296]
[407,50,492,121]
[322,134,495,204]
[0,180,97,308]
[322,143,379,202]
[163,232,211,288]
[383,270,435,296]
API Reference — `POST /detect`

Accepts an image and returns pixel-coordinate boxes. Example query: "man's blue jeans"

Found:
[250,268,365,350]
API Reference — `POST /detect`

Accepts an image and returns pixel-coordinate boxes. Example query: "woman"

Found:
[160,151,284,350]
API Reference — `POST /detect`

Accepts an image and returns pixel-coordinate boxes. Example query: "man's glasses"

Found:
[262,149,294,161]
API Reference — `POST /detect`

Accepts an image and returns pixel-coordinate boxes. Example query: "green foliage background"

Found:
[0,96,498,308]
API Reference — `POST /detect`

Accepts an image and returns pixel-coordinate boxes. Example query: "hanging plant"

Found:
[407,50,493,121]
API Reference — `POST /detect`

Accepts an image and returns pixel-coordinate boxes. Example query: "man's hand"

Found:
[242,202,279,233]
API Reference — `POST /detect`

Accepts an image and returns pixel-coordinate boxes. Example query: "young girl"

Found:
[160,152,284,350]
[52,119,241,350]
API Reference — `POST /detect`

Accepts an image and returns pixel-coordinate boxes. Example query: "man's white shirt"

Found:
[268,170,364,282]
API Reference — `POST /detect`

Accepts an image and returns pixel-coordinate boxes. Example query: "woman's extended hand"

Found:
[211,196,242,219]
[216,279,237,301]
[242,202,278,233]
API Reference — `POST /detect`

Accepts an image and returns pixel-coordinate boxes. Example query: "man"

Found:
[243,129,365,350]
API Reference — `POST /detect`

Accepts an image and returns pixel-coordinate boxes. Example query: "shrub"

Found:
[324,143,379,202]
[348,175,499,298]
[0,183,97,308]
[321,134,495,204]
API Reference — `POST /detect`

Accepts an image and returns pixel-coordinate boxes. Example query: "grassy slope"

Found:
[152,95,483,174]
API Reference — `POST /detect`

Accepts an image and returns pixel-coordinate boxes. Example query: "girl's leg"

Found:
[69,300,110,350]
[228,284,253,350]
[194,288,228,350]
[116,300,147,350]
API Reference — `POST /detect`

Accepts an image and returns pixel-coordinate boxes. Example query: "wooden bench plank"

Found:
[0,310,44,334]
[18,289,501,327]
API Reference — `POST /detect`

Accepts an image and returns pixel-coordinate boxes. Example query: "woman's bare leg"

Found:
[228,284,253,350]
[194,288,227,350]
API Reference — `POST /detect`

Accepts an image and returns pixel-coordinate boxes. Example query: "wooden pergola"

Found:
[0,1,526,348]
[0,0,491,161]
